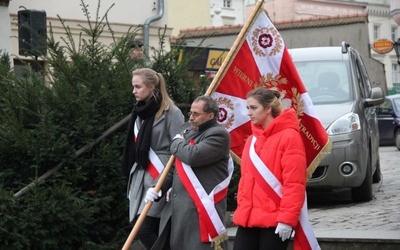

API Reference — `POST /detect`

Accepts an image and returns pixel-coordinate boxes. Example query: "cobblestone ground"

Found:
[307,145,400,235]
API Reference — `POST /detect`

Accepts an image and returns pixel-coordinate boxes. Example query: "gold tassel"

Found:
[210,232,228,250]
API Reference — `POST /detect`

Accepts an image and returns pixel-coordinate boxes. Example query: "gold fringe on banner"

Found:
[306,140,332,180]
[211,232,229,250]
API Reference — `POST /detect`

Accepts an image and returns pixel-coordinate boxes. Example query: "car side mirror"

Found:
[364,87,384,107]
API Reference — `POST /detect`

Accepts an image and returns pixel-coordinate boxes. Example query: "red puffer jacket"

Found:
[233,108,307,228]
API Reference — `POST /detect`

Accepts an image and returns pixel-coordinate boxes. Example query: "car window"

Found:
[377,99,393,115]
[355,53,372,98]
[294,60,351,104]
[393,98,400,112]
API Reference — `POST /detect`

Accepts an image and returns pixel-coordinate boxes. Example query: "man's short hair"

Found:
[194,95,219,117]
[128,40,144,48]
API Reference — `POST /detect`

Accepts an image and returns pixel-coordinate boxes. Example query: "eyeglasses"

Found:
[187,111,207,118]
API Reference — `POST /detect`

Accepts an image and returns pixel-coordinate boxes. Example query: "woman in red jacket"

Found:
[233,87,307,250]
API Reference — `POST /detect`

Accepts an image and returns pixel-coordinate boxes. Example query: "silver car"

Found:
[289,42,384,202]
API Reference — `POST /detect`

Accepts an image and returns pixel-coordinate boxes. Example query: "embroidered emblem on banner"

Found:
[291,87,305,118]
[254,74,305,117]
[256,73,287,89]
[252,26,283,57]
[216,97,234,129]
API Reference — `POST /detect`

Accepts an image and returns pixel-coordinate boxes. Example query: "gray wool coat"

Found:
[151,118,231,250]
[127,104,184,222]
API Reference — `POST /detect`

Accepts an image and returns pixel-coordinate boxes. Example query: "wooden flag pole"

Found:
[121,155,175,250]
[205,0,265,96]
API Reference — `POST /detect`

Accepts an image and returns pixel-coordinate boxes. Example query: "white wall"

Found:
[7,0,172,62]
[8,0,166,25]
[210,0,245,26]
[368,4,398,91]
[0,6,13,66]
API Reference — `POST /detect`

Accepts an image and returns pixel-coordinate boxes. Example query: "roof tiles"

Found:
[176,13,368,39]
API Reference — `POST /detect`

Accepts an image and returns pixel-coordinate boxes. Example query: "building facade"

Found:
[1,0,400,93]
[1,0,213,69]
[210,0,246,26]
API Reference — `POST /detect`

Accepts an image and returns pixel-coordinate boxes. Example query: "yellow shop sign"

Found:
[206,49,229,70]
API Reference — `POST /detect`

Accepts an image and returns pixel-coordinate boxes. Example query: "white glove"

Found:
[144,188,162,203]
[173,134,183,140]
[275,222,292,241]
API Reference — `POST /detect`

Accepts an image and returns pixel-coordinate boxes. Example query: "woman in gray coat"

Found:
[122,68,184,250]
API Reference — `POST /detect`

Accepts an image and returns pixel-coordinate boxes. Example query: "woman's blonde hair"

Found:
[132,68,174,118]
[246,87,283,118]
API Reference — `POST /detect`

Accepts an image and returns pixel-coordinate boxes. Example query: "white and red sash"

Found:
[174,156,234,243]
[134,123,164,179]
[247,136,320,250]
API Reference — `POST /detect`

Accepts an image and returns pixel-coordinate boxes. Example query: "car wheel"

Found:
[351,152,373,202]
[372,157,382,184]
[395,130,400,151]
